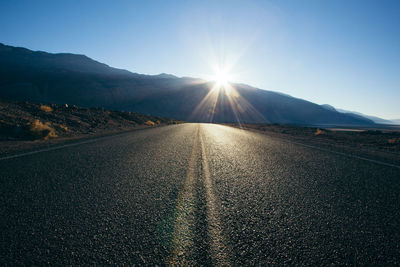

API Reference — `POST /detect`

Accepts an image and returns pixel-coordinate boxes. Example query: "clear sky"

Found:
[1,0,399,119]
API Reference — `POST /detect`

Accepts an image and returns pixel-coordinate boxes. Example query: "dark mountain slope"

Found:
[0,43,374,125]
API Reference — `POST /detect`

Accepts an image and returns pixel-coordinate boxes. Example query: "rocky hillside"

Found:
[0,100,179,141]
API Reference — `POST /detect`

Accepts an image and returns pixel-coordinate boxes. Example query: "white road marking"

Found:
[290,141,400,170]
[235,126,400,170]
[0,128,152,161]
[0,138,100,161]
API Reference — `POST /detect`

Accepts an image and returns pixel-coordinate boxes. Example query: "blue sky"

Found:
[1,0,399,119]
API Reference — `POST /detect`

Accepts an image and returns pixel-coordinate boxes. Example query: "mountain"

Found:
[0,43,374,125]
[331,107,396,125]
[321,105,400,125]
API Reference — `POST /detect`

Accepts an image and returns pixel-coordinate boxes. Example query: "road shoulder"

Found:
[227,124,400,167]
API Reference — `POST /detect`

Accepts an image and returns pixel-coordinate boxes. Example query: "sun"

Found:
[213,69,231,88]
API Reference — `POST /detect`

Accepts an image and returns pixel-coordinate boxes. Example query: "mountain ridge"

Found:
[320,103,398,125]
[0,43,374,125]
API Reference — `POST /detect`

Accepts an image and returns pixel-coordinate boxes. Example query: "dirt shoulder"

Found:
[0,125,167,156]
[227,123,400,167]
[0,100,181,156]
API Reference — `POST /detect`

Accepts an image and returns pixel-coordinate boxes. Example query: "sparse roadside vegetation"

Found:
[0,100,182,154]
[314,128,326,136]
[144,120,156,126]
[39,105,53,113]
[29,119,57,140]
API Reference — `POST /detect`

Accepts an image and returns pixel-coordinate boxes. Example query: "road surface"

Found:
[1,123,400,265]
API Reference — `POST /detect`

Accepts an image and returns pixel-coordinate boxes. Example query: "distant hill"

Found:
[0,43,374,125]
[324,105,397,125]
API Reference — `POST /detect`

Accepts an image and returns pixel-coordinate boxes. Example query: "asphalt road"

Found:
[1,123,400,265]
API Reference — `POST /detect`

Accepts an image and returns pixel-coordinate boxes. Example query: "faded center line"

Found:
[168,125,231,266]
[167,126,199,265]
[200,129,232,266]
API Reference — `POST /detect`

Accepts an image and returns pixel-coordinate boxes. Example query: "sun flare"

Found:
[213,69,231,88]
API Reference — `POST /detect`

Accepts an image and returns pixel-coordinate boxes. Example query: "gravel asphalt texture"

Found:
[1,123,400,265]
